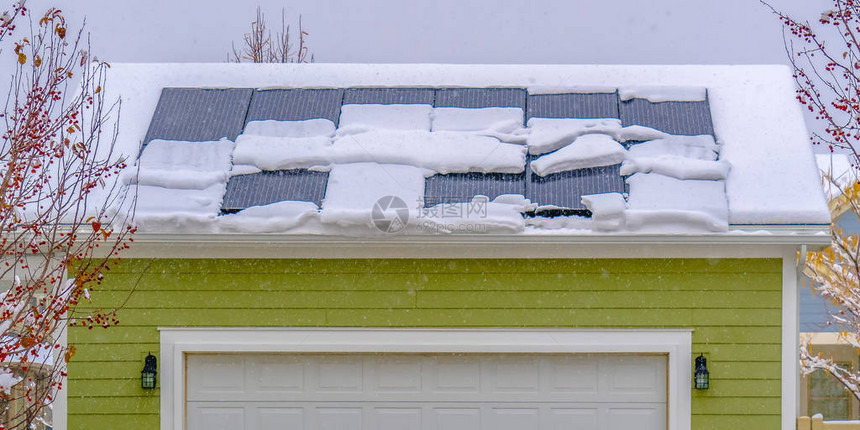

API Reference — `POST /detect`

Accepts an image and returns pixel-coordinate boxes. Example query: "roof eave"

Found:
[110,225,829,259]
[124,224,830,247]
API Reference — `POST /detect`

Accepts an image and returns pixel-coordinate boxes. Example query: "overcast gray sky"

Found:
[21,0,823,65]
[4,0,837,153]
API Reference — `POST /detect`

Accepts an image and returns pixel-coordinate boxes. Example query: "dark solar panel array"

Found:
[221,170,329,213]
[143,88,253,146]
[527,164,625,214]
[527,92,619,120]
[343,88,435,105]
[619,98,714,136]
[434,88,526,110]
[245,89,344,125]
[424,172,526,206]
[141,85,714,217]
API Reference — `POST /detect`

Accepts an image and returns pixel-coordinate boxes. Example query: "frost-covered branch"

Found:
[0,3,134,429]
[765,0,860,404]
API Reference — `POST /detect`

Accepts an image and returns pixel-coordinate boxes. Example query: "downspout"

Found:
[796,244,807,420]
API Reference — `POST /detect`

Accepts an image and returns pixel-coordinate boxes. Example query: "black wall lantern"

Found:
[141,353,157,389]
[694,354,709,390]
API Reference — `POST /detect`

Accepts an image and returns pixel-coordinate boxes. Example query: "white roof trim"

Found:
[131,227,829,246]
[111,229,827,259]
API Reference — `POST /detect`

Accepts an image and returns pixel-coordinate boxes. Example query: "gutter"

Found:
[130,224,831,246]
[109,224,831,259]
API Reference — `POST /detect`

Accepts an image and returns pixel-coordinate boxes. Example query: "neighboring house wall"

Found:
[799,210,860,333]
[800,286,837,333]
[801,210,860,419]
[67,258,783,430]
[800,339,860,420]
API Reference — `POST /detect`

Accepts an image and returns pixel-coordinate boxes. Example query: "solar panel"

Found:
[526,163,624,215]
[619,98,714,135]
[221,170,329,213]
[434,88,526,110]
[143,88,253,145]
[527,92,619,120]
[245,89,344,125]
[424,172,526,206]
[343,88,435,105]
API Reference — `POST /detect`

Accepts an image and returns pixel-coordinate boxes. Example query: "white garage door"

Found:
[186,353,667,430]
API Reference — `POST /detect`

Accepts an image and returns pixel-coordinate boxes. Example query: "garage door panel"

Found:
[432,356,481,392]
[604,407,666,430]
[187,353,667,430]
[545,355,599,393]
[187,406,246,430]
[489,356,541,392]
[547,408,599,430]
[488,407,540,430]
[187,355,247,396]
[604,356,664,396]
[316,407,363,430]
[431,407,481,429]
[318,356,363,392]
[188,353,666,403]
[185,402,667,430]
[257,407,304,430]
[371,356,422,392]
[372,407,422,429]
[256,356,305,393]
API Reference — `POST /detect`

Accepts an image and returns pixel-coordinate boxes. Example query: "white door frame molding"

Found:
[159,328,693,430]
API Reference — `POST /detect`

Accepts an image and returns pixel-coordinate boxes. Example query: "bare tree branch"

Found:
[764,0,860,404]
[229,6,313,64]
[0,3,135,428]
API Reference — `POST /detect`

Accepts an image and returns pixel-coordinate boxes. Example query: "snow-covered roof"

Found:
[103,64,830,237]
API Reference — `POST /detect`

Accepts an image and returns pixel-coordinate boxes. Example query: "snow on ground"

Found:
[103,64,831,234]
[243,119,335,138]
[530,134,627,176]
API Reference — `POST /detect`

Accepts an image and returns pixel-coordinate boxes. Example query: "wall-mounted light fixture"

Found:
[694,354,709,390]
[141,353,157,389]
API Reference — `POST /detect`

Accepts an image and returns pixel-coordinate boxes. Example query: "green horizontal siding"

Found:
[68,258,783,430]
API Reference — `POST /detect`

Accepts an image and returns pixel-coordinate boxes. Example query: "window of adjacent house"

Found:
[1,371,53,430]
[809,364,853,420]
